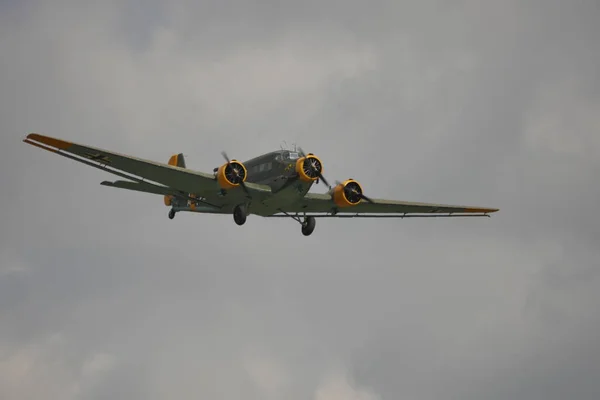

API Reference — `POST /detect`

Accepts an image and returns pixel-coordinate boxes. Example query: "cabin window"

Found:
[288,152,299,160]
[267,162,272,170]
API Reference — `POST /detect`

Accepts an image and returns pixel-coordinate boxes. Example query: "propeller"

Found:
[335,180,374,204]
[296,147,373,204]
[221,151,251,198]
[297,147,332,190]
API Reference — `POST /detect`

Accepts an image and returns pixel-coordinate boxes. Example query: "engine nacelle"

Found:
[295,153,324,182]
[216,160,247,189]
[332,179,364,207]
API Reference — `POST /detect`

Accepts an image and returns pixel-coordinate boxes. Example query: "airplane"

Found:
[22,133,498,236]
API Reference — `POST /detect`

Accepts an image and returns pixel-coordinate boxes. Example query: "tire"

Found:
[301,216,316,236]
[233,205,247,226]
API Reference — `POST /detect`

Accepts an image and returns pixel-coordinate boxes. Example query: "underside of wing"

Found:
[271,192,498,218]
[100,180,175,196]
[23,133,272,209]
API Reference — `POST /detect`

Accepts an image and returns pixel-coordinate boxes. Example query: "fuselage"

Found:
[223,149,318,215]
[242,150,312,192]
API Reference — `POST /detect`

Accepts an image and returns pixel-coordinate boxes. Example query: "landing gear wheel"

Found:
[233,205,247,226]
[301,216,316,236]
[168,209,176,220]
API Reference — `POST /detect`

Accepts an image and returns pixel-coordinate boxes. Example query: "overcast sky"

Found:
[1,0,599,399]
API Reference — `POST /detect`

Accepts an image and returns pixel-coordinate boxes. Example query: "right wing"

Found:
[23,133,272,208]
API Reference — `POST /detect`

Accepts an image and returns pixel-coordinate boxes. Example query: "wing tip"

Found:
[464,207,499,213]
[23,133,73,150]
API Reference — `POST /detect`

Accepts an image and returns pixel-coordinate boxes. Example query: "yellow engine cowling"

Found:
[332,179,364,208]
[295,154,324,182]
[216,160,248,189]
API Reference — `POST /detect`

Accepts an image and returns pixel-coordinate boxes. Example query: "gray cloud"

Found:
[1,0,599,399]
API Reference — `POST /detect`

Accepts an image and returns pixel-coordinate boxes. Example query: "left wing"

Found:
[271,192,498,218]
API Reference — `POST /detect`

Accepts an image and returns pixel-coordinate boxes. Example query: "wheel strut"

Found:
[277,210,317,236]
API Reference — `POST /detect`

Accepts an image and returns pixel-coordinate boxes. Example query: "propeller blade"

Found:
[221,151,230,163]
[317,171,331,190]
[239,180,251,197]
[359,193,375,204]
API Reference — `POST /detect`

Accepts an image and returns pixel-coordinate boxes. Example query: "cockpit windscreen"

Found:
[281,151,300,160]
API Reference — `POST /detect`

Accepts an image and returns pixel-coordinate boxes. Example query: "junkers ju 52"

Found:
[23,134,498,236]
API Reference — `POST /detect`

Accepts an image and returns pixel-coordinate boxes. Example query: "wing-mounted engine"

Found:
[216,159,247,189]
[295,153,324,182]
[332,179,366,207]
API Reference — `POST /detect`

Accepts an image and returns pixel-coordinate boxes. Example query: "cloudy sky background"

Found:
[1,0,599,398]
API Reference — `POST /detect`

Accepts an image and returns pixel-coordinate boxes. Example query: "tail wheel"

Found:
[168,209,176,220]
[233,205,247,226]
[301,216,316,236]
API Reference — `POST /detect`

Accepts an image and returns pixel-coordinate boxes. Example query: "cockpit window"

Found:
[280,151,299,160]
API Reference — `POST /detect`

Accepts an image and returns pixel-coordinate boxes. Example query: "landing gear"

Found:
[277,210,318,236]
[301,216,316,236]
[233,204,247,226]
[168,209,176,220]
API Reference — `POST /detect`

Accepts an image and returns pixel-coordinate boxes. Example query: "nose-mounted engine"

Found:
[216,159,247,189]
[332,179,365,207]
[295,153,324,182]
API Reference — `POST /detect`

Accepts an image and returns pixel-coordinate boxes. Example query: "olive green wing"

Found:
[23,133,272,208]
[271,192,498,217]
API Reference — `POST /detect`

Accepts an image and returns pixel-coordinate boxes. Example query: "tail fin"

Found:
[164,153,186,206]
[168,153,186,168]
